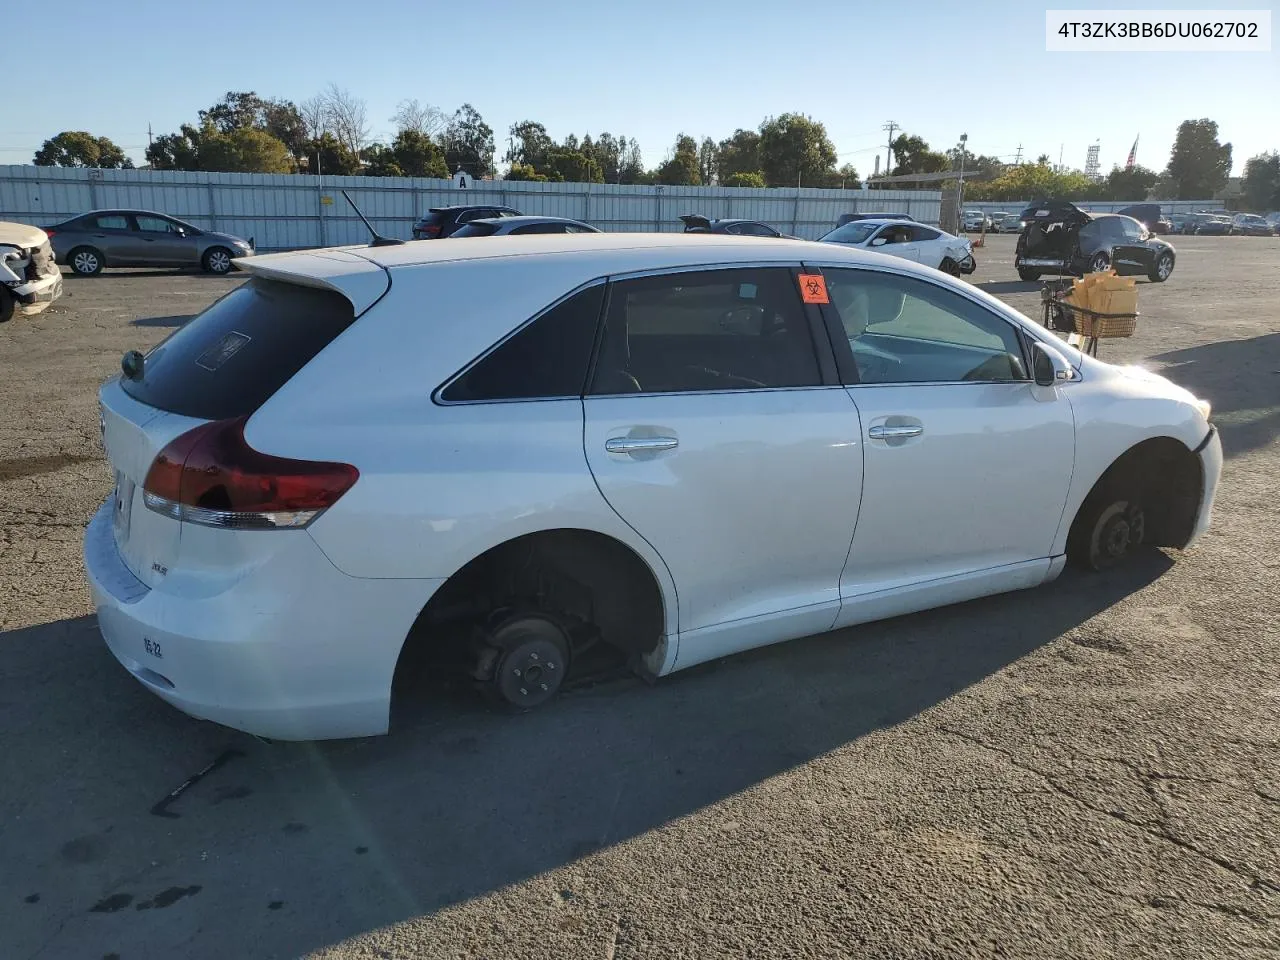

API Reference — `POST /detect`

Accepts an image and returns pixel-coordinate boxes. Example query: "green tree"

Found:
[146,125,203,170]
[758,114,837,187]
[199,126,295,173]
[391,129,448,178]
[545,149,604,184]
[303,132,362,175]
[717,129,761,182]
[1165,119,1232,199]
[504,162,548,182]
[505,120,554,171]
[698,137,719,185]
[1242,152,1280,212]
[34,131,133,168]
[618,140,647,184]
[946,147,1002,178]
[362,143,404,178]
[656,134,701,185]
[890,134,948,175]
[444,103,495,177]
[198,91,308,162]
[1101,164,1159,201]
[965,161,1099,202]
[723,171,765,188]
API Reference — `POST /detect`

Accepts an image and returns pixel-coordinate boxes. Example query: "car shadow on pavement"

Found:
[130,314,193,328]
[0,553,1172,959]
[1151,332,1280,458]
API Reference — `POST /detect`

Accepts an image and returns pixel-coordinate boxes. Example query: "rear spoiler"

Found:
[680,214,712,232]
[233,250,391,315]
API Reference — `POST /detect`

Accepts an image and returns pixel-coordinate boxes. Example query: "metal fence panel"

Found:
[0,165,944,249]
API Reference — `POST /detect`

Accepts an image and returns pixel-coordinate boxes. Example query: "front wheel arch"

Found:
[1067,437,1204,571]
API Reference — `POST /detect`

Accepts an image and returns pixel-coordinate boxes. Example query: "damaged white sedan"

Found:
[1,221,63,322]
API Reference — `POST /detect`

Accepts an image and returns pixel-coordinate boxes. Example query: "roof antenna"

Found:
[342,190,405,247]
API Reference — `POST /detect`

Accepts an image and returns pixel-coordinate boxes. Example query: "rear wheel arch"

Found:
[394,528,673,694]
[1067,437,1204,569]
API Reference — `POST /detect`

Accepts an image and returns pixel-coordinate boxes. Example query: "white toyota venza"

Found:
[85,235,1221,740]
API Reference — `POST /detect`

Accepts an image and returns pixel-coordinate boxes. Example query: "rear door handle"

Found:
[868,424,923,440]
[605,436,679,454]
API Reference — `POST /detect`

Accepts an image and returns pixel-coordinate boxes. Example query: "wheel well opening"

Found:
[1076,437,1203,550]
[393,529,667,693]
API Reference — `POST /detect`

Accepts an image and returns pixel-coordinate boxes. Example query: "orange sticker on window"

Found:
[797,273,828,304]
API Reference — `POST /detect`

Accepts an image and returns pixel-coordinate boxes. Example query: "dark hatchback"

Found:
[1015,200,1176,282]
[412,205,522,239]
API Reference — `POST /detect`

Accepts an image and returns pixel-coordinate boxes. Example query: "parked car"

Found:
[679,215,794,238]
[987,211,1014,232]
[46,210,254,276]
[1266,212,1280,232]
[0,221,63,321]
[85,232,1221,740]
[1115,203,1173,235]
[412,205,522,239]
[1166,213,1191,234]
[1188,214,1232,236]
[819,219,975,275]
[1230,213,1275,236]
[961,210,989,232]
[450,216,601,237]
[836,212,915,227]
[1015,200,1176,282]
[998,215,1025,234]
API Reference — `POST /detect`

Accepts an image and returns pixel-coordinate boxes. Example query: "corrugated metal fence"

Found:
[0,166,942,251]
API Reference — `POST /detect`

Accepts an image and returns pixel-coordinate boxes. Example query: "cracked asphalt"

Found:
[2,236,1278,959]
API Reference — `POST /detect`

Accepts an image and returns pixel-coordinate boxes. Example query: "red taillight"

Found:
[423,224,441,237]
[44,228,56,238]
[142,417,358,529]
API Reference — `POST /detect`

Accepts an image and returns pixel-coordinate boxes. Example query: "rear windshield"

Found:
[451,222,500,238]
[121,278,356,420]
[418,211,449,225]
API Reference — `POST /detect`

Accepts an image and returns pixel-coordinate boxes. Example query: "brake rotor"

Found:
[487,616,570,710]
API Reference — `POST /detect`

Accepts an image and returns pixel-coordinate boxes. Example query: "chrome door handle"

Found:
[605,436,678,454]
[868,424,923,440]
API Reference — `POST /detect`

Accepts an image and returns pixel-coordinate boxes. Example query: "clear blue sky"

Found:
[3,0,1276,176]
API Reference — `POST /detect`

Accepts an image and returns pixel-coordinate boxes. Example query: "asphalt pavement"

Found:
[2,235,1278,959]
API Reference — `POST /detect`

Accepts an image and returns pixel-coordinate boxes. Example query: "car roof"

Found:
[469,215,592,226]
[837,218,916,228]
[244,232,947,280]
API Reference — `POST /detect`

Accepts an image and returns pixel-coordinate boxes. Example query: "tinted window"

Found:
[510,222,570,235]
[875,225,913,245]
[456,209,489,224]
[909,226,942,241]
[121,279,356,420]
[590,268,821,395]
[739,222,778,237]
[93,214,130,230]
[135,215,180,233]
[824,269,1027,384]
[1117,217,1144,239]
[442,285,605,402]
[451,222,499,238]
[821,223,878,244]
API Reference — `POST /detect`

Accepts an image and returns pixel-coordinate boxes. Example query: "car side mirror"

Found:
[1033,341,1072,386]
[870,237,887,247]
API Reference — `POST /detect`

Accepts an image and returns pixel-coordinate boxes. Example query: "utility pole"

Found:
[1013,144,1023,165]
[882,120,899,180]
[147,123,153,150]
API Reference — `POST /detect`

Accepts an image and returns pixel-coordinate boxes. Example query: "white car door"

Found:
[814,265,1075,621]
[868,224,921,262]
[581,265,863,662]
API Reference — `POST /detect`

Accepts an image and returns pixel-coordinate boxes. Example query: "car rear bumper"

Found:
[83,501,443,740]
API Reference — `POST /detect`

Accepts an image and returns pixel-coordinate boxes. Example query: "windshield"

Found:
[451,222,500,238]
[820,223,879,244]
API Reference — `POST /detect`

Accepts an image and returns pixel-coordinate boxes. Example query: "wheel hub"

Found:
[484,616,570,710]
[1090,501,1145,569]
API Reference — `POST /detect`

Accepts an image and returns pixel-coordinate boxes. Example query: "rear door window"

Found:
[909,226,942,241]
[451,222,500,238]
[589,268,821,395]
[93,214,132,230]
[441,284,605,402]
[121,279,356,420]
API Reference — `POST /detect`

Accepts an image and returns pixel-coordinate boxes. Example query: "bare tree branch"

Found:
[299,95,328,140]
[320,83,369,155]
[392,98,447,138]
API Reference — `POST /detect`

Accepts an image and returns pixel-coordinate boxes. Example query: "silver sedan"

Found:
[47,210,254,276]
[448,215,601,238]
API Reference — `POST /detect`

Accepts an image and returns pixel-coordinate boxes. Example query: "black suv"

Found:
[412,205,522,239]
[1015,199,1176,283]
